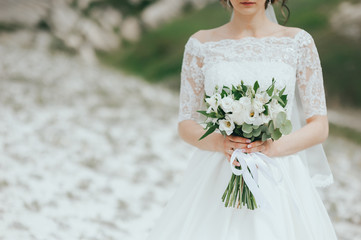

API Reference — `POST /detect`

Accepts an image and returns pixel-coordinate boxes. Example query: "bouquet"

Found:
[197,78,292,210]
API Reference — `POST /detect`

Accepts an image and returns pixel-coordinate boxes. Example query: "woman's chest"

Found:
[202,60,297,97]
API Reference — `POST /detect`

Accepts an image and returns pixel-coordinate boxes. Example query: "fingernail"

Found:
[247,144,251,148]
[247,139,251,143]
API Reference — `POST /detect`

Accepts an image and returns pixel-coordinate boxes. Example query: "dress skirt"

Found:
[146,149,338,240]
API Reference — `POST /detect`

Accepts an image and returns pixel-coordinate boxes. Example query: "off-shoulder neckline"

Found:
[189,29,306,46]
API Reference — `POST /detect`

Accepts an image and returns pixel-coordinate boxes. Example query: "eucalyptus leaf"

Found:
[271,128,282,140]
[269,120,275,134]
[252,127,262,137]
[242,123,253,134]
[275,112,287,128]
[280,120,292,135]
[261,133,268,141]
[243,132,253,138]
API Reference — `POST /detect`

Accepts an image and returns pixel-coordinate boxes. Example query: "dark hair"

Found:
[220,0,290,24]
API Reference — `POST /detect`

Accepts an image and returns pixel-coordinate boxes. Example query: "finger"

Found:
[231,142,247,151]
[227,135,251,144]
[245,145,265,153]
[225,154,240,166]
[233,159,240,166]
[246,140,264,149]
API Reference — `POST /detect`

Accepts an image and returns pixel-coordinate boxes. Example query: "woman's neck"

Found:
[226,9,278,38]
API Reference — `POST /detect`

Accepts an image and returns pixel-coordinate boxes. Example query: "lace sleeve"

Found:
[296,31,327,119]
[178,37,205,123]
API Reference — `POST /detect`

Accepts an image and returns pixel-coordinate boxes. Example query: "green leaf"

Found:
[272,95,285,106]
[242,123,253,134]
[261,132,268,141]
[243,132,253,138]
[263,105,269,115]
[260,125,268,133]
[275,112,287,128]
[252,127,262,137]
[280,120,292,135]
[280,94,288,107]
[221,89,227,98]
[197,110,209,116]
[266,80,275,96]
[253,81,260,93]
[269,120,275,134]
[198,125,217,141]
[271,128,282,140]
[252,125,260,129]
[279,86,286,96]
[234,128,243,136]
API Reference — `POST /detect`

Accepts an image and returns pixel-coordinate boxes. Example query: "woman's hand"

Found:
[221,136,278,166]
[243,139,278,157]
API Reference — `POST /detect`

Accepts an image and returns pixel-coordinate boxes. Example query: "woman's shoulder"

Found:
[189,27,223,44]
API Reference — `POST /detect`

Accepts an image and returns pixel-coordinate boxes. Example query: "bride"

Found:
[146,0,338,239]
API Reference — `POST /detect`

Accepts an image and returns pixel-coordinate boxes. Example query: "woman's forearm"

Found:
[178,120,224,152]
[270,115,329,157]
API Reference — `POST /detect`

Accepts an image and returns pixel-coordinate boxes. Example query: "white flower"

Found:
[252,97,265,114]
[255,92,271,105]
[220,96,234,113]
[260,113,271,124]
[246,87,255,98]
[243,110,264,125]
[206,93,221,113]
[228,97,252,125]
[219,117,235,135]
[268,99,285,120]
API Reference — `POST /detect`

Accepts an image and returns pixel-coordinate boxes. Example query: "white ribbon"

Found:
[229,149,283,209]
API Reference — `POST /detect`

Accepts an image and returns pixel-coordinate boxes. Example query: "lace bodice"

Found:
[178,29,327,123]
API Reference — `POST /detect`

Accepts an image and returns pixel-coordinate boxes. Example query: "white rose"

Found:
[220,96,234,113]
[219,118,235,135]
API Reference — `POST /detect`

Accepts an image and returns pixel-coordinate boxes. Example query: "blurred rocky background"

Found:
[0,0,360,239]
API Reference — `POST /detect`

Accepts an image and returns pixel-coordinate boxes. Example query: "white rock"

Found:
[330,2,361,40]
[121,17,141,42]
[141,0,183,29]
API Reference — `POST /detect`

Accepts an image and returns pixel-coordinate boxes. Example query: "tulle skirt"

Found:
[145,149,338,240]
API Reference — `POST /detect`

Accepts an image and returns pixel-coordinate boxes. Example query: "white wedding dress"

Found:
[146,29,338,240]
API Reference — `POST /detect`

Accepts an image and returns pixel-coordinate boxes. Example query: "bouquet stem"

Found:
[222,164,258,210]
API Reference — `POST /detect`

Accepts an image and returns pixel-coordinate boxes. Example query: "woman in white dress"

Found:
[146,0,338,239]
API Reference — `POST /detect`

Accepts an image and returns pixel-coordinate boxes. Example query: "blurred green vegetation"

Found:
[98,0,361,106]
[329,123,361,145]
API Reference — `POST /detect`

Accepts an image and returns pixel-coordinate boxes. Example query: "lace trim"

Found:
[178,29,327,122]
[188,28,305,46]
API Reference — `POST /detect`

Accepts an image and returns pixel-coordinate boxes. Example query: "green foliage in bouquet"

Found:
[197,79,292,142]
[196,79,293,210]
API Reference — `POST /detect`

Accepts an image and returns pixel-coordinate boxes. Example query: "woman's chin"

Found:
[233,8,259,16]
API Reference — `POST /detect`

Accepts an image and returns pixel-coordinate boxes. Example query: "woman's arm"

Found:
[178,120,224,152]
[243,115,328,157]
[240,30,329,158]
[178,120,251,166]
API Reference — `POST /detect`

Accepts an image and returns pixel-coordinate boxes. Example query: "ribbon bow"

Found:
[229,149,283,209]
